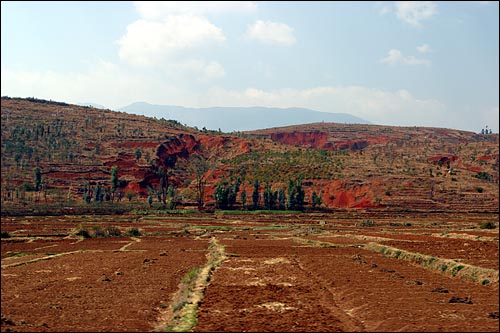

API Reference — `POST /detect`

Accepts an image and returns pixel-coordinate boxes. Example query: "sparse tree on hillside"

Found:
[34,167,42,192]
[167,185,176,209]
[156,167,169,206]
[110,165,119,202]
[135,148,142,161]
[148,193,153,207]
[34,167,42,201]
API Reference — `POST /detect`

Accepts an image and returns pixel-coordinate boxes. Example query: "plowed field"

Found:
[1,212,498,332]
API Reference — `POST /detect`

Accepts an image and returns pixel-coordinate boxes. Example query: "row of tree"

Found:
[214,178,322,211]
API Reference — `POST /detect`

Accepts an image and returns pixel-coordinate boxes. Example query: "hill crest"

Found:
[1,97,498,213]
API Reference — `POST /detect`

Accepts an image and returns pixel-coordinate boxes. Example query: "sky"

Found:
[1,1,499,133]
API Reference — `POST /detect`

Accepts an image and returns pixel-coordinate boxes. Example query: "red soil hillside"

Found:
[1,97,498,212]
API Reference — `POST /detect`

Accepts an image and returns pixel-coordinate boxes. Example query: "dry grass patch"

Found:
[364,242,499,285]
[154,237,227,332]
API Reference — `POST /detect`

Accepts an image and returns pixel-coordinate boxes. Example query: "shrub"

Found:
[76,228,91,238]
[474,171,493,182]
[92,226,106,238]
[126,227,141,237]
[475,187,483,193]
[358,219,375,227]
[479,221,496,229]
[0,231,10,238]
[451,265,465,276]
[103,225,122,237]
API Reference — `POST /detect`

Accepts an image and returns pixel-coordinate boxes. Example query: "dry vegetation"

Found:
[1,97,497,215]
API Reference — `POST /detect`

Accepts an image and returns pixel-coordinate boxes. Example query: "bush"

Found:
[92,226,106,238]
[126,227,141,237]
[103,225,122,237]
[475,187,484,193]
[358,219,375,227]
[0,231,10,238]
[479,221,496,229]
[474,171,493,182]
[76,228,91,238]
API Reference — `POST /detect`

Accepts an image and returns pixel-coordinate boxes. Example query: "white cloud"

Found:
[246,20,296,46]
[395,1,437,27]
[375,1,391,15]
[118,15,225,66]
[379,6,391,15]
[0,62,192,109]
[416,43,431,53]
[175,59,225,81]
[380,49,430,65]
[133,1,257,19]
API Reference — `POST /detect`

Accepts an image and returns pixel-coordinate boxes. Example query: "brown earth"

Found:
[1,212,498,332]
[1,97,498,212]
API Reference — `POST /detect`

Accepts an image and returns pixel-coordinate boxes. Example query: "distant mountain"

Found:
[119,102,371,132]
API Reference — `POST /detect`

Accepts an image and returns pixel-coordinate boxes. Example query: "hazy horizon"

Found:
[2,1,499,132]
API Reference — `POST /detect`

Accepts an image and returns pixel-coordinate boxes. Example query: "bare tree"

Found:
[188,154,211,210]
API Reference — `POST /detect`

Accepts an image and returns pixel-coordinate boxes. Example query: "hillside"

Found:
[1,97,498,213]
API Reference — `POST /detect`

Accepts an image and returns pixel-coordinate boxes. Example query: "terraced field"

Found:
[1,212,498,332]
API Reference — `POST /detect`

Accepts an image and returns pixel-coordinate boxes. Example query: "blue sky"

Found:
[2,1,499,132]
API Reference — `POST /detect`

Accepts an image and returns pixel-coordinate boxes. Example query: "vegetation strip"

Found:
[1,243,146,269]
[292,237,362,248]
[430,232,499,242]
[289,236,498,285]
[1,250,86,269]
[363,242,499,285]
[154,237,227,332]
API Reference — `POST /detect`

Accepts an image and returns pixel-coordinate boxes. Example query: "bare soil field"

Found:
[1,212,498,332]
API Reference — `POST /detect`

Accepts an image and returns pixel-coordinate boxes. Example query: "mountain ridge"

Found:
[118,101,371,132]
[1,96,498,213]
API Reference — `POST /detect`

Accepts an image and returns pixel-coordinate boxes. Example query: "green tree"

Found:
[252,180,260,210]
[278,188,286,210]
[125,190,135,201]
[295,180,305,211]
[263,183,276,210]
[286,179,305,211]
[287,179,296,210]
[34,167,42,192]
[214,183,228,209]
[241,190,247,209]
[83,184,91,204]
[311,190,322,209]
[110,165,119,202]
[228,177,240,209]
[135,148,142,161]
[167,185,176,209]
[94,183,102,203]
